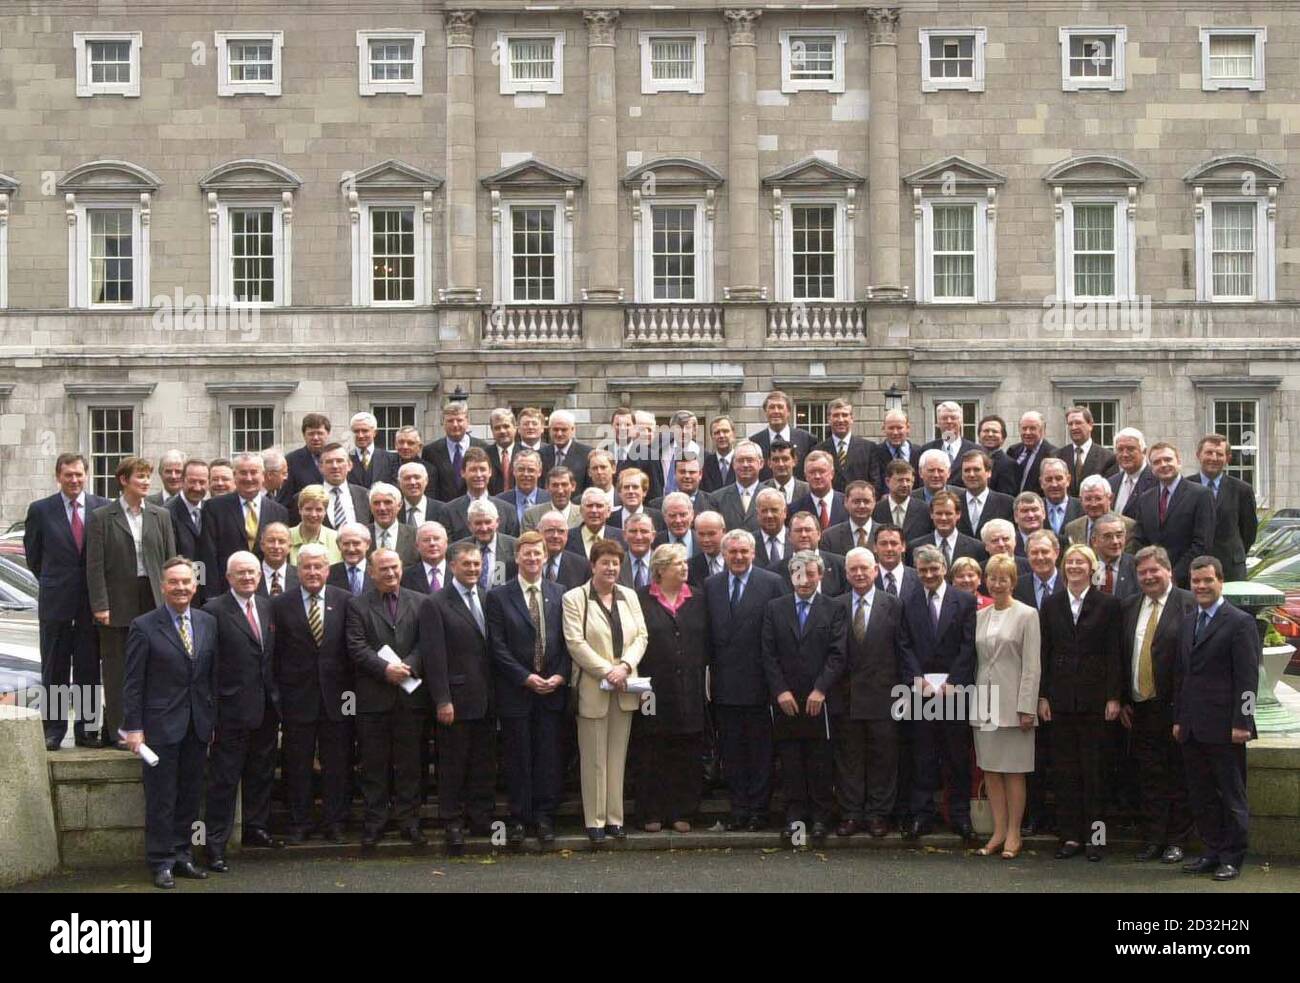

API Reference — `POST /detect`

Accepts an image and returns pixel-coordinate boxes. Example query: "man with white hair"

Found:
[921,401,979,488]
[687,510,727,585]
[261,449,292,508]
[618,409,662,497]
[396,460,452,530]
[204,451,290,594]
[369,482,418,566]
[401,521,449,594]
[1110,426,1156,518]
[654,492,697,557]
[913,448,957,507]
[1005,410,1057,498]
[538,510,592,588]
[713,439,766,532]
[540,408,593,490]
[459,498,517,590]
[566,487,625,558]
[421,399,490,503]
[348,411,400,488]
[1065,474,1136,552]
[147,449,187,507]
[979,518,1032,578]
[328,522,373,596]
[617,512,657,589]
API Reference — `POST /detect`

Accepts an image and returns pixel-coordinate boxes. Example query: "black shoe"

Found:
[836,820,859,837]
[445,825,465,852]
[1161,845,1185,864]
[725,814,748,832]
[174,860,208,880]
[1086,846,1103,862]
[607,825,627,840]
[811,822,828,844]
[402,826,427,846]
[207,855,230,874]
[746,815,766,833]
[74,735,100,748]
[953,821,977,842]
[1055,842,1083,860]
[1183,856,1219,874]
[243,828,284,849]
[152,867,175,890]
[1212,864,1241,882]
[537,819,556,845]
[1135,843,1163,862]
[903,818,931,841]
[44,736,62,751]
[586,827,606,846]
[507,822,526,848]
[866,817,890,838]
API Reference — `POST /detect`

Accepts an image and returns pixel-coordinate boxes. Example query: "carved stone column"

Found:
[724,9,763,300]
[583,10,621,301]
[866,7,906,299]
[444,10,480,302]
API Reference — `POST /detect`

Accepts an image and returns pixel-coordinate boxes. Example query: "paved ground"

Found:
[18,846,1300,894]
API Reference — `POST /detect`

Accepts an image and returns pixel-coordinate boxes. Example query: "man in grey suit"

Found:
[524,466,577,531]
[457,499,517,590]
[713,440,765,532]
[145,449,186,507]
[617,513,657,590]
[498,448,549,530]
[368,482,418,567]
[1064,475,1137,552]
[86,456,177,748]
[1193,434,1258,582]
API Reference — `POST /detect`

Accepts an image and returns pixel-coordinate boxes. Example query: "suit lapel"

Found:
[1194,607,1228,649]
[936,588,955,640]
[160,607,189,658]
[109,501,132,541]
[507,579,532,627]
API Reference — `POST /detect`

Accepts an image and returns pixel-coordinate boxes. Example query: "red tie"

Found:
[70,499,84,552]
[1159,486,1170,525]
[244,598,262,643]
[501,447,512,491]
[1103,564,1114,594]
[819,499,830,530]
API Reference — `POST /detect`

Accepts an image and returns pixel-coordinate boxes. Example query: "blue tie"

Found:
[1194,609,1210,644]
[729,576,743,610]
[348,566,361,595]
[797,599,810,634]
[1037,581,1048,609]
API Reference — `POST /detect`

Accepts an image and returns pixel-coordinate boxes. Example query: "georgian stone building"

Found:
[1,0,1298,516]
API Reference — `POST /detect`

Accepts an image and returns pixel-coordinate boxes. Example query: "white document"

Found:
[600,676,653,693]
[118,730,159,767]
[923,673,949,691]
[378,644,423,695]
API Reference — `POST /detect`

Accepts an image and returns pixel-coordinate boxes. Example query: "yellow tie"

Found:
[1137,600,1160,700]
[178,615,193,657]
[362,447,372,469]
[741,489,752,513]
[244,499,259,551]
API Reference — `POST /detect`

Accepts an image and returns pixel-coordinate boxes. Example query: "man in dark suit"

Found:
[458,500,519,590]
[428,541,498,849]
[495,448,547,530]
[566,489,625,559]
[260,450,293,511]
[314,443,372,531]
[649,452,717,515]
[121,557,216,889]
[422,399,490,503]
[1039,458,1084,540]
[653,492,699,558]
[1175,555,1261,881]
[1111,428,1158,519]
[1133,443,1217,589]
[1013,492,1047,557]
[616,514,657,590]
[283,412,332,503]
[978,414,1020,497]
[831,547,910,837]
[750,389,817,480]
[1193,434,1258,582]
[713,440,766,532]
[870,409,922,499]
[257,523,299,598]
[272,544,354,843]
[402,520,449,595]
[908,491,988,571]
[790,450,849,531]
[86,457,177,749]
[701,416,737,493]
[202,452,290,594]
[1120,545,1197,864]
[538,510,592,588]
[346,547,436,847]
[1092,513,1140,601]
[485,406,519,496]
[329,524,374,596]
[777,512,848,597]
[762,440,810,506]
[874,459,933,543]
[202,552,280,868]
[920,401,981,489]
[706,529,787,830]
[1055,405,1119,490]
[687,511,727,586]
[899,544,978,840]
[367,482,419,567]
[817,398,879,492]
[649,409,703,500]
[348,411,401,489]
[821,481,878,556]
[1064,475,1137,552]
[615,410,664,501]
[397,460,452,531]
[445,449,520,542]
[608,467,664,532]
[753,489,792,569]
[761,551,847,844]
[25,453,109,749]
[871,525,923,604]
[166,459,215,605]
[486,532,569,846]
[1005,410,1057,498]
[539,409,593,492]
[956,449,1015,539]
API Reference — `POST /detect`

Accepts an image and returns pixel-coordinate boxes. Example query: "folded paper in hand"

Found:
[600,676,652,693]
[378,644,423,695]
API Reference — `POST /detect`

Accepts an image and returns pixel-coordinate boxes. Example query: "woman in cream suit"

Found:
[562,538,648,845]
[971,553,1041,859]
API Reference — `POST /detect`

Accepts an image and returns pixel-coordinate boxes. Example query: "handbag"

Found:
[969,777,994,836]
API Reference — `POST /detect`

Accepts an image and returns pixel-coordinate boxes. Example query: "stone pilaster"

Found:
[444,10,480,302]
[583,9,621,301]
[866,7,906,300]
[724,9,763,300]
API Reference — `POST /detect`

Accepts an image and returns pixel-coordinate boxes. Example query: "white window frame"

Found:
[1207,394,1268,501]
[68,198,150,309]
[74,32,142,98]
[773,196,853,303]
[498,32,565,95]
[215,31,284,97]
[1059,26,1126,92]
[916,196,995,303]
[1194,194,1274,302]
[493,199,573,305]
[351,197,433,307]
[639,30,706,95]
[213,197,290,307]
[86,403,141,500]
[634,197,713,303]
[1200,27,1266,92]
[229,404,278,454]
[779,30,847,94]
[0,187,10,310]
[1055,196,1134,303]
[919,28,986,93]
[357,30,425,96]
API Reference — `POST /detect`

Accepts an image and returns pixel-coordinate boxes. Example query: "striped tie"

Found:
[177,615,193,658]
[332,487,346,528]
[837,440,848,473]
[308,594,323,645]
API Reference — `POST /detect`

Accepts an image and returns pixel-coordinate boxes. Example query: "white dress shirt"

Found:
[123,500,146,575]
[1069,586,1089,623]
[1130,584,1173,701]
[326,483,356,525]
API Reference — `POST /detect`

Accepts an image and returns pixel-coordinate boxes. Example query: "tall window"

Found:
[88,209,134,305]
[511,207,556,301]
[230,406,275,453]
[931,204,975,300]
[371,207,416,303]
[230,208,276,303]
[791,205,836,300]
[1071,203,1116,299]
[1076,399,1119,448]
[652,206,696,300]
[1213,399,1259,489]
[372,404,416,450]
[89,407,135,499]
[1210,201,1255,299]
[796,400,830,443]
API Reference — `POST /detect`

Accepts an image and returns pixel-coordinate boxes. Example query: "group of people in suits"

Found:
[24,393,1263,885]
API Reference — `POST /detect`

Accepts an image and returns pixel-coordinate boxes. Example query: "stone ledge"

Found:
[48,748,145,783]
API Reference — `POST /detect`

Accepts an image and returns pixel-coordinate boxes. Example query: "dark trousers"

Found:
[205,701,280,852]
[356,703,427,834]
[833,716,898,821]
[499,704,564,825]
[634,729,703,823]
[910,719,972,824]
[436,717,497,829]
[38,615,101,740]
[776,736,834,825]
[282,716,353,831]
[98,577,154,743]
[1130,700,1192,846]
[142,723,207,870]
[715,704,772,820]
[1183,738,1249,867]
[1052,711,1106,844]
[893,717,914,822]
[1026,721,1055,825]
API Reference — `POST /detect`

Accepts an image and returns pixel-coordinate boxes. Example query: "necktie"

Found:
[1103,563,1114,595]
[408,503,421,527]
[385,592,398,622]
[929,590,941,630]
[546,558,558,583]
[380,527,391,550]
[70,499,84,551]
[430,565,442,592]
[665,453,677,494]
[718,458,730,486]
[1051,505,1062,534]
[479,543,491,589]
[191,507,202,534]
[1037,581,1047,609]
[308,594,323,645]
[1117,474,1134,514]
[466,587,485,634]
[554,446,565,469]
[177,614,193,658]
[893,445,903,461]
[853,596,867,641]
[635,559,648,588]
[940,537,951,566]
[856,526,868,549]
[729,576,743,610]
[451,441,463,484]
[819,499,830,530]
[348,565,361,595]
[797,599,809,634]
[362,447,372,470]
[1209,478,1218,500]
[740,488,752,513]
[332,486,346,529]
[501,447,512,491]
[968,496,981,532]
[711,555,723,576]
[271,570,282,596]
[1075,445,1085,485]
[245,598,262,643]
[527,585,544,672]
[1159,486,1170,525]
[947,442,957,465]
[885,571,897,596]
[1194,609,1209,645]
[1137,599,1160,699]
[245,499,259,550]
[893,503,904,527]
[768,536,780,564]
[837,441,848,473]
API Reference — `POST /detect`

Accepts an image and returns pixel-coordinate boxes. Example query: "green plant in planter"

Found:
[1261,620,1285,649]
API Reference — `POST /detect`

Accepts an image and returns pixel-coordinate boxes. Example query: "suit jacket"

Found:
[920,437,982,488]
[714,484,762,533]
[817,435,879,492]
[256,563,300,598]
[202,492,290,594]
[1174,600,1261,743]
[775,550,849,597]
[167,497,216,603]
[900,585,977,686]
[608,505,665,533]
[564,524,625,559]
[368,522,419,568]
[635,586,710,733]
[284,445,324,502]
[831,589,909,720]
[617,551,657,590]
[524,500,579,531]
[956,489,1016,539]
[401,559,447,595]
[821,520,877,557]
[328,561,372,597]
[427,582,495,720]
[648,489,718,514]
[972,599,1041,728]
[1004,440,1058,497]
[789,490,850,530]
[545,551,591,590]
[687,551,725,587]
[272,585,354,724]
[988,449,1020,497]
[1039,588,1123,713]
[485,443,515,496]
[86,499,177,626]
[1192,473,1258,581]
[203,591,278,731]
[873,495,933,543]
[145,491,178,508]
[1063,513,1138,553]
[875,564,924,606]
[652,529,700,559]
[1133,480,1217,587]
[705,565,787,706]
[25,491,110,622]
[749,427,818,480]
[1094,553,1140,601]
[869,441,923,498]
[1055,442,1119,488]
[762,477,810,507]
[1013,571,1065,610]
[122,604,217,744]
[348,447,401,489]
[760,592,847,738]
[496,489,550,530]
[1119,586,1196,706]
[541,440,594,491]
[454,534,518,589]
[345,587,436,714]
[1109,466,1159,520]
[754,531,793,569]
[422,435,491,503]
[399,497,453,532]
[701,452,731,493]
[561,583,649,717]
[907,531,989,570]
[316,483,372,531]
[486,578,570,717]
[445,494,520,543]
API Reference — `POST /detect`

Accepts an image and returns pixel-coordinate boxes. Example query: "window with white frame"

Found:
[795,400,831,443]
[636,201,713,302]
[216,31,284,96]
[919,199,996,302]
[212,200,288,306]
[510,205,558,301]
[780,31,847,94]
[370,206,418,303]
[372,404,416,450]
[1075,399,1119,448]
[89,406,137,499]
[1200,27,1265,91]
[790,204,837,300]
[919,28,986,92]
[230,405,276,453]
[0,179,13,310]
[1209,200,1257,300]
[357,30,425,96]
[499,33,565,95]
[1212,398,1261,490]
[1059,26,1126,91]
[71,201,148,309]
[1059,198,1133,301]
[74,33,141,98]
[639,31,706,94]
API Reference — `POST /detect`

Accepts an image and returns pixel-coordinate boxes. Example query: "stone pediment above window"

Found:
[1042,154,1146,190]
[480,158,584,192]
[199,158,303,194]
[621,157,724,192]
[1182,155,1284,189]
[0,173,19,195]
[57,160,162,194]
[761,157,866,192]
[344,159,443,194]
[903,155,1006,192]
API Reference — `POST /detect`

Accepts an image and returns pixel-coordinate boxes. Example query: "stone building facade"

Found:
[1,0,1298,516]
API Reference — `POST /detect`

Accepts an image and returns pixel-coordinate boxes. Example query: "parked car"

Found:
[1246,525,1300,573]
[0,609,40,703]
[1249,552,1300,673]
